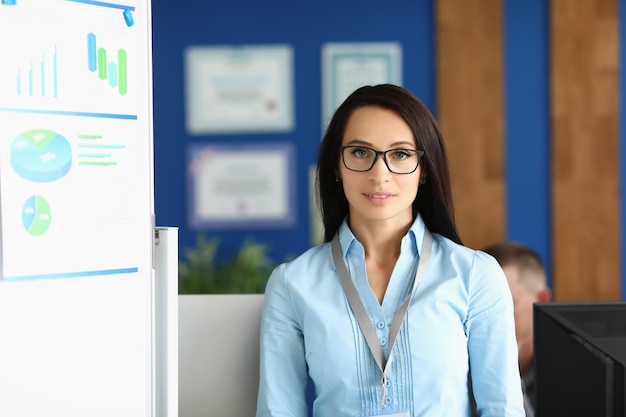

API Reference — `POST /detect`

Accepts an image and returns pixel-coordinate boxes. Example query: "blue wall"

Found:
[503,0,551,283]
[152,0,624,297]
[152,0,435,264]
[618,0,626,300]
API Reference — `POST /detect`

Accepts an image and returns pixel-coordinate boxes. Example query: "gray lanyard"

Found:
[331,230,433,407]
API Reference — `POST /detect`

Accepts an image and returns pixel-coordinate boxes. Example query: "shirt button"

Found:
[380,337,388,346]
[385,379,391,387]
[376,320,386,329]
[385,396,393,404]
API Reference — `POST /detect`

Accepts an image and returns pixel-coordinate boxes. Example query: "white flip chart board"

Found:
[0,0,156,416]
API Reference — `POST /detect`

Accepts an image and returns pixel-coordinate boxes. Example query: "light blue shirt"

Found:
[256,216,525,417]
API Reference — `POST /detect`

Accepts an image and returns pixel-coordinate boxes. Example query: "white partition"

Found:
[155,227,179,417]
[179,294,264,417]
[0,2,157,416]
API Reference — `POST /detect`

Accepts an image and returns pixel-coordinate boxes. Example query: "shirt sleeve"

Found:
[256,264,309,417]
[466,251,526,417]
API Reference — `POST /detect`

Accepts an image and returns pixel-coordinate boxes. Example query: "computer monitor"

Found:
[534,302,626,417]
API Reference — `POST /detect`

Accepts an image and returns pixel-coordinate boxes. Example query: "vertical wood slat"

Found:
[435,0,505,250]
[551,0,621,301]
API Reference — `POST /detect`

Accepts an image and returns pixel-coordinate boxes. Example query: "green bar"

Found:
[118,49,127,95]
[79,161,118,166]
[97,48,107,80]
[78,134,103,139]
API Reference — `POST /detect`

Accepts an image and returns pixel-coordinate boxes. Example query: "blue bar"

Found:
[53,46,58,97]
[41,54,45,96]
[78,153,111,158]
[108,62,118,87]
[78,143,126,149]
[3,267,139,282]
[0,107,137,120]
[28,62,33,95]
[87,33,97,72]
[66,0,134,11]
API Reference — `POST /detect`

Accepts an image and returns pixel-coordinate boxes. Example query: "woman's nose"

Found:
[368,155,391,181]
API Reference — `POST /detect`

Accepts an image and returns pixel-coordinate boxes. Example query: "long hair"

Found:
[316,84,462,244]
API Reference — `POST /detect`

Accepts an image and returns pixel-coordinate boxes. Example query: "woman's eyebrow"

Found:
[344,139,417,148]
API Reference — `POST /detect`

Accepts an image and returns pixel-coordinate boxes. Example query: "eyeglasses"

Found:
[339,145,424,174]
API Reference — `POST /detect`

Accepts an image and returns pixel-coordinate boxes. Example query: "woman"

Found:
[256,84,524,417]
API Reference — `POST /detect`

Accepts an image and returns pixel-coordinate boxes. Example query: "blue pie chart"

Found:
[11,129,72,182]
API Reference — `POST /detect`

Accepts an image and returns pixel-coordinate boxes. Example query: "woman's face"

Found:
[338,106,422,228]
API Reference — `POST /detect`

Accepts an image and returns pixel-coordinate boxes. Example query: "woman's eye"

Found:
[353,148,369,158]
[392,150,410,160]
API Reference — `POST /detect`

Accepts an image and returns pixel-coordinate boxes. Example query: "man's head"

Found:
[482,242,552,376]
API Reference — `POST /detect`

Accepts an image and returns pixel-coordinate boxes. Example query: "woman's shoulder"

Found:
[429,233,509,304]
[265,241,336,298]
[270,242,333,281]
[431,233,502,271]
[283,242,331,268]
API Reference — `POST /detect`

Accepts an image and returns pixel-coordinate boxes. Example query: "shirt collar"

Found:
[335,214,428,260]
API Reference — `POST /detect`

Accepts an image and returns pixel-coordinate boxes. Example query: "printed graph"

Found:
[11,129,72,182]
[22,195,52,236]
[87,32,128,95]
[77,132,126,166]
[15,46,58,98]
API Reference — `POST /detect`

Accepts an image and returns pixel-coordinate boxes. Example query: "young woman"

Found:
[256,84,524,417]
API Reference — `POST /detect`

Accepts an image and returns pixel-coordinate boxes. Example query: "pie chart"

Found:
[11,129,72,182]
[22,195,52,236]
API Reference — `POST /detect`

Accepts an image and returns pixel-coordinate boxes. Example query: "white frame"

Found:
[187,142,295,229]
[185,44,294,135]
[321,42,402,131]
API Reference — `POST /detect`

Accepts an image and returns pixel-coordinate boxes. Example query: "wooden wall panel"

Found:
[435,0,505,250]
[551,0,621,300]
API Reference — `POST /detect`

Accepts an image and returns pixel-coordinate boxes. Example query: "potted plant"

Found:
[178,234,277,294]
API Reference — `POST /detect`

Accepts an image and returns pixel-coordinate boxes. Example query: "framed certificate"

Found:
[187,143,295,229]
[185,44,294,135]
[321,42,402,131]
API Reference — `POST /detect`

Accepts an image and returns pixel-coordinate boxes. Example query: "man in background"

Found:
[481,241,552,417]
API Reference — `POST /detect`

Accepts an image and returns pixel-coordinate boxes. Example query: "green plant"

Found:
[178,234,277,294]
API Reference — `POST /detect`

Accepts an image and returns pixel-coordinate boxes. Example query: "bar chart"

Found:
[15,45,58,98]
[0,0,141,119]
[87,32,128,95]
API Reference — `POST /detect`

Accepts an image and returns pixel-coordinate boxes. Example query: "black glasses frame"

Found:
[339,146,425,174]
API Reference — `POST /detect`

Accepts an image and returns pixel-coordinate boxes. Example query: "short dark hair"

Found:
[315,84,461,244]
[482,241,547,291]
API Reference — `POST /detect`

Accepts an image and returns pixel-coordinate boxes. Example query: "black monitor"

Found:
[534,301,626,417]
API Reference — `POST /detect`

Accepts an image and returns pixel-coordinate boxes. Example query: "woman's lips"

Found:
[363,192,395,204]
